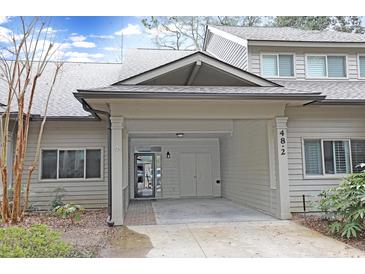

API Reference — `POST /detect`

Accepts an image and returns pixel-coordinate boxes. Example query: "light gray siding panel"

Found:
[248,46,365,80]
[25,120,108,210]
[286,106,365,212]
[206,33,248,70]
[220,120,277,215]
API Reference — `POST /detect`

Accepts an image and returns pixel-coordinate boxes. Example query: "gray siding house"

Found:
[2,26,365,225]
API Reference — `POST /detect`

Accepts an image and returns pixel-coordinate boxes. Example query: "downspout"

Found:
[79,99,114,227]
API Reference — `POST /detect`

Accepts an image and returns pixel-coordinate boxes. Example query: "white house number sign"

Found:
[279,129,286,156]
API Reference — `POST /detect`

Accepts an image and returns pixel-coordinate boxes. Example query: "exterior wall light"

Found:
[166,151,171,159]
[176,133,184,138]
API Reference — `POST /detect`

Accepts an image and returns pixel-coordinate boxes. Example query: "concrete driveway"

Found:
[100,220,365,258]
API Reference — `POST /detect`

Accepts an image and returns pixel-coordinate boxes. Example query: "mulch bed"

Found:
[0,209,115,257]
[293,213,365,252]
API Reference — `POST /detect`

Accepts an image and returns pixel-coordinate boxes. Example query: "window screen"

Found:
[262,55,278,76]
[359,56,365,78]
[351,140,365,173]
[307,56,326,77]
[59,150,85,179]
[304,140,323,175]
[327,56,346,77]
[278,55,294,77]
[86,149,101,178]
[41,150,57,179]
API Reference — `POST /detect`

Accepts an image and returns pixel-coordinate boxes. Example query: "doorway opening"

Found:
[134,153,161,199]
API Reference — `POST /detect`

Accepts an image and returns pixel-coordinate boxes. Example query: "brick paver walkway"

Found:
[124,200,157,226]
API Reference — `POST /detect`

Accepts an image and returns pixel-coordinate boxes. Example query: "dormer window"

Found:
[261,54,294,77]
[306,55,347,78]
[359,55,365,78]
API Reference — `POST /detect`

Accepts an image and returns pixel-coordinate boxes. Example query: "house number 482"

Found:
[279,130,286,156]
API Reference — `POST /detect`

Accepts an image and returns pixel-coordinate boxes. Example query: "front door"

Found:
[134,153,155,198]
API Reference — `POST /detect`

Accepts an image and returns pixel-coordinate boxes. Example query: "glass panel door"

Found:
[134,153,155,198]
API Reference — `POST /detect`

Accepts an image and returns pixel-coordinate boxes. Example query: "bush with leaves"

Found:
[51,188,66,210]
[53,203,84,224]
[0,224,73,257]
[319,172,365,238]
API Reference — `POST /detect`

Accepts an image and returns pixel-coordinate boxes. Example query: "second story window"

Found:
[306,55,347,78]
[359,55,365,78]
[262,54,294,77]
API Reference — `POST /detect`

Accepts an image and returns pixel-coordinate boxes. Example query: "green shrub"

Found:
[0,224,73,257]
[51,188,66,210]
[53,203,84,224]
[319,172,365,238]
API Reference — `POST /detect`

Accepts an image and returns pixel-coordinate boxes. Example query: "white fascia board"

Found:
[248,40,365,48]
[207,26,248,47]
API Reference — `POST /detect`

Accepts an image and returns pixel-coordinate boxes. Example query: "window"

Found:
[262,54,294,77]
[306,55,347,78]
[351,140,365,173]
[304,140,323,175]
[41,148,102,180]
[303,139,351,176]
[359,56,365,78]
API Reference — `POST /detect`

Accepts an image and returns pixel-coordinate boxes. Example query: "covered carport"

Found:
[74,51,325,225]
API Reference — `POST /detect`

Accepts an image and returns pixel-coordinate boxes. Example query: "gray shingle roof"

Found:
[0,49,195,117]
[2,48,365,119]
[275,80,365,100]
[81,84,321,97]
[0,62,122,117]
[212,26,365,43]
[118,48,195,81]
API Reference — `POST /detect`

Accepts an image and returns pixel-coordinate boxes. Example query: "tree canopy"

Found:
[141,16,364,50]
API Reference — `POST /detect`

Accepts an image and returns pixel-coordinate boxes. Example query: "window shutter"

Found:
[328,56,346,77]
[304,140,323,175]
[334,141,351,173]
[262,55,278,76]
[279,55,294,77]
[359,56,365,78]
[307,56,326,77]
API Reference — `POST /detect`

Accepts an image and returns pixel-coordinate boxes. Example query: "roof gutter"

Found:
[75,91,326,101]
[78,98,114,227]
[311,99,365,105]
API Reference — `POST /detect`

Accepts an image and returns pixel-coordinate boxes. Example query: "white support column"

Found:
[110,116,124,225]
[275,117,291,219]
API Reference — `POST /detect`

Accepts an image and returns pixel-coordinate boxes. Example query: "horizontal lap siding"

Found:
[220,120,275,214]
[206,33,248,70]
[287,106,365,212]
[26,120,108,210]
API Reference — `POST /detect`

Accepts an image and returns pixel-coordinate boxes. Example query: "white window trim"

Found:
[40,147,104,182]
[302,138,352,179]
[305,54,348,80]
[358,54,365,79]
[260,52,296,79]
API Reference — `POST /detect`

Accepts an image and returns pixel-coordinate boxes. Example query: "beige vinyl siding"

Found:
[286,105,365,212]
[129,138,221,199]
[220,120,277,215]
[205,32,248,70]
[25,120,108,210]
[248,46,365,80]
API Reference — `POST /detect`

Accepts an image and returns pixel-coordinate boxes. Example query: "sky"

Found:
[1,16,365,63]
[0,16,155,63]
